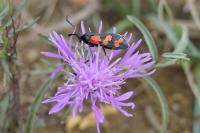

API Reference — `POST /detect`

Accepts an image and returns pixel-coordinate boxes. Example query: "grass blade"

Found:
[148,0,157,12]
[127,15,158,61]
[131,0,140,16]
[155,59,177,68]
[0,4,9,20]
[162,52,190,61]
[142,77,169,133]
[0,91,11,131]
[1,60,12,78]
[174,24,189,53]
[25,78,55,133]
[193,63,200,133]
[2,0,27,27]
[148,15,200,59]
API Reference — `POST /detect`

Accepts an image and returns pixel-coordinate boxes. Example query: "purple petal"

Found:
[60,34,75,59]
[140,56,152,63]
[139,53,151,58]
[50,64,64,78]
[81,21,86,34]
[40,52,63,59]
[115,91,133,101]
[42,94,66,103]
[121,39,142,63]
[72,105,78,117]
[92,105,104,123]
[130,54,141,68]
[115,106,133,117]
[117,101,135,109]
[49,33,71,58]
[96,122,101,133]
[131,61,155,73]
[49,102,68,114]
[127,33,133,44]
[98,21,103,33]
[123,32,128,37]
[112,27,117,34]
[113,50,122,57]
[129,69,156,78]
[55,88,68,96]
[48,32,57,47]
[88,27,91,32]
[119,51,139,66]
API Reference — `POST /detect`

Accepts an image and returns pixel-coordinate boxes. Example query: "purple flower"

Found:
[41,21,155,133]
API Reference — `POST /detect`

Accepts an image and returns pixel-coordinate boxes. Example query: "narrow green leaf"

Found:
[162,52,190,61]
[148,15,200,59]
[155,59,177,68]
[142,77,169,133]
[156,52,190,68]
[187,40,200,59]
[2,0,27,27]
[1,60,12,78]
[193,102,200,133]
[160,0,174,22]
[148,0,157,12]
[174,24,189,53]
[193,64,200,133]
[127,15,158,61]
[15,17,39,33]
[25,78,55,133]
[37,33,51,44]
[40,59,56,67]
[0,0,4,10]
[0,27,4,43]
[0,4,9,20]
[148,16,178,47]
[0,91,11,130]
[196,64,200,85]
[131,0,140,16]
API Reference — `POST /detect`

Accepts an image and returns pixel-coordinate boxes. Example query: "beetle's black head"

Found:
[68,33,82,42]
[80,32,93,43]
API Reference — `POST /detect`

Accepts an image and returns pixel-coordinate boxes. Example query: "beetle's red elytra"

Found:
[114,38,124,47]
[102,35,112,45]
[89,35,101,45]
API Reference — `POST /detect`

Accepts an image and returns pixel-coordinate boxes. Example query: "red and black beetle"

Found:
[66,17,129,50]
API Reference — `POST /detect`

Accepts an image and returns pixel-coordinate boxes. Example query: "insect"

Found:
[66,17,129,52]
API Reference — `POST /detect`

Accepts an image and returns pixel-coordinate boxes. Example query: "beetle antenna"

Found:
[66,16,82,41]
[66,16,76,28]
[68,33,81,42]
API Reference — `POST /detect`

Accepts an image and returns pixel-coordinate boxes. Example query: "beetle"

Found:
[66,17,129,51]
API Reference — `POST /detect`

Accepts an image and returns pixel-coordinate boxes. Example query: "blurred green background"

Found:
[1,0,200,133]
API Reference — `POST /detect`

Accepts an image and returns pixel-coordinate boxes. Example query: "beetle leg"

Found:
[89,46,93,57]
[102,47,107,56]
[102,47,109,60]
[84,46,93,64]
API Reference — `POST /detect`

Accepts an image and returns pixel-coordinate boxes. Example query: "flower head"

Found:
[41,21,155,133]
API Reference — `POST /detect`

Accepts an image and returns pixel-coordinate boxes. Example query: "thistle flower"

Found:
[41,21,155,133]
